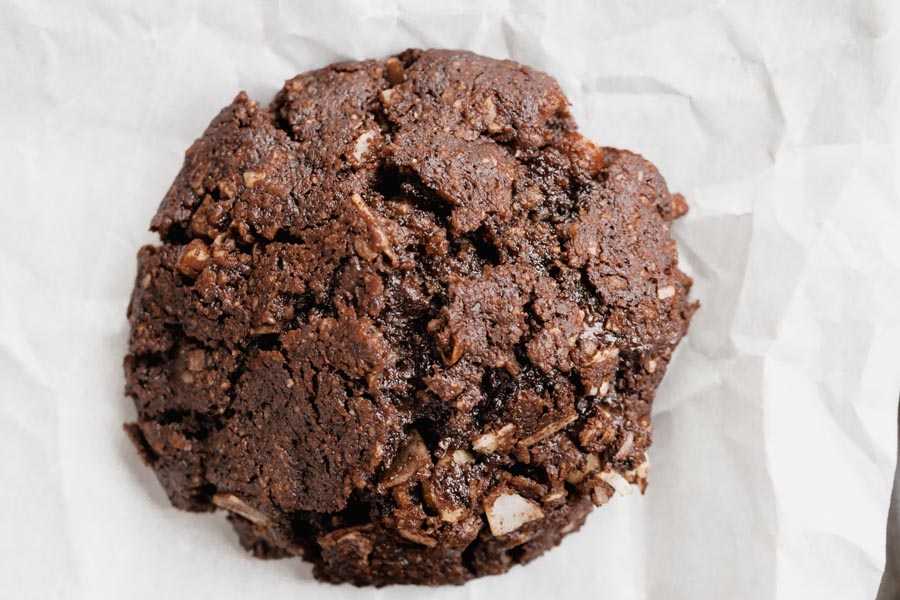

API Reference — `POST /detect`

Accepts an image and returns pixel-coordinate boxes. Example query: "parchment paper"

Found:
[2,1,899,598]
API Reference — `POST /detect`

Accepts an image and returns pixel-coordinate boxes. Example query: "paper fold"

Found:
[1,1,898,598]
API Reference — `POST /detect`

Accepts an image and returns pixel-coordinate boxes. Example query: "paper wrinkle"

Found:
[0,340,80,598]
[0,380,48,452]
[714,9,788,159]
[3,1,899,599]
[0,340,48,393]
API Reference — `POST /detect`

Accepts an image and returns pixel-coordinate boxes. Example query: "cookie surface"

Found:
[124,49,696,586]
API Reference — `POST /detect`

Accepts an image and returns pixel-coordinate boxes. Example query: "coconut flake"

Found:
[351,130,377,163]
[242,170,266,188]
[452,449,475,465]
[657,285,676,300]
[319,530,373,559]
[519,413,578,447]
[439,506,466,524]
[625,458,650,493]
[590,484,612,507]
[599,470,634,496]
[565,452,601,484]
[614,431,635,461]
[588,346,619,365]
[349,192,398,266]
[542,491,567,504]
[472,423,515,454]
[381,430,430,488]
[484,493,545,536]
[635,458,650,480]
[398,528,437,547]
[483,96,503,133]
[212,493,269,525]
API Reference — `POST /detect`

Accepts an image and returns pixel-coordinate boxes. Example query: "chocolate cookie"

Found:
[124,49,696,586]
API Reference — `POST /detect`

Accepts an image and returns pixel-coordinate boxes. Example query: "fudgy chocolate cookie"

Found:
[124,49,696,586]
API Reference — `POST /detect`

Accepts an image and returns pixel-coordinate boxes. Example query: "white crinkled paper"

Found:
[1,1,899,598]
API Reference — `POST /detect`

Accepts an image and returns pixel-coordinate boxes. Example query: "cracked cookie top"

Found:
[124,49,696,586]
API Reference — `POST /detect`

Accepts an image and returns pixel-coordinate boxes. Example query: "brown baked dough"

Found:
[124,49,696,586]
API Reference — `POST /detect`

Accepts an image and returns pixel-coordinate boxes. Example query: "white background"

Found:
[1,1,899,599]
